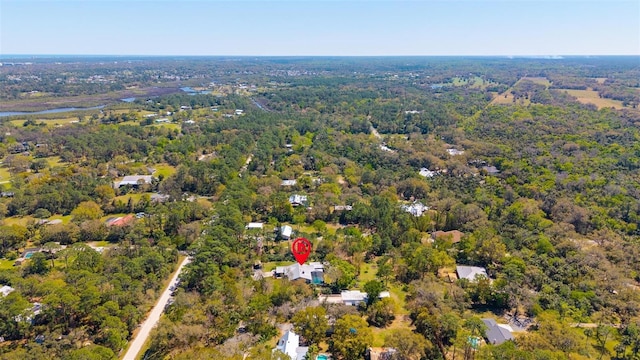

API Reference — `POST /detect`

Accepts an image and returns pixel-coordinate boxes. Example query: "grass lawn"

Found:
[522,77,551,87]
[114,193,148,204]
[0,259,16,270]
[370,315,413,347]
[49,214,73,224]
[3,216,36,226]
[0,165,13,183]
[45,156,65,168]
[561,89,626,110]
[152,164,176,178]
[358,262,378,285]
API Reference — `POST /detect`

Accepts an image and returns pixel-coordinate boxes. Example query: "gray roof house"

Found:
[275,262,324,284]
[456,265,488,281]
[116,175,154,188]
[273,330,308,360]
[482,318,515,345]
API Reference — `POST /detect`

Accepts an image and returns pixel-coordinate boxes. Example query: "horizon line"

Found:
[2,54,639,58]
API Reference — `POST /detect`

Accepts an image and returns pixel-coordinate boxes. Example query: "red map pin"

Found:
[291,237,312,265]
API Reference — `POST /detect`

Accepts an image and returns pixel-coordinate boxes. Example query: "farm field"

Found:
[561,89,626,109]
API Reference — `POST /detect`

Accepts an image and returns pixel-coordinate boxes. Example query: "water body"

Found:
[180,87,210,95]
[0,105,105,118]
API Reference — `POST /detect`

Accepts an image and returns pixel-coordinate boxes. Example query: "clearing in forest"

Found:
[561,89,626,109]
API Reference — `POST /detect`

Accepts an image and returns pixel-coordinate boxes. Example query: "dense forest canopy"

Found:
[0,56,639,360]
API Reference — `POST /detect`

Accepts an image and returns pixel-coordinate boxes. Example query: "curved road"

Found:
[122,256,192,360]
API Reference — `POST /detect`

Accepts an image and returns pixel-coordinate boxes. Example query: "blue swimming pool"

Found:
[316,355,328,360]
[24,252,34,259]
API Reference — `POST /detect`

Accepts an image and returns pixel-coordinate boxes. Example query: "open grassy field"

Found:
[522,77,552,87]
[8,116,83,127]
[45,156,65,168]
[153,164,177,178]
[561,89,626,109]
[0,259,15,270]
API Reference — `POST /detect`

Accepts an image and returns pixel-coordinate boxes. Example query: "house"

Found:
[333,205,353,211]
[106,214,135,227]
[482,318,515,345]
[246,222,264,230]
[116,175,154,188]
[482,166,500,175]
[289,194,308,207]
[280,225,293,240]
[183,119,195,124]
[401,202,429,217]
[0,285,15,297]
[275,262,324,284]
[447,148,465,156]
[235,109,244,115]
[419,168,438,178]
[281,179,297,186]
[273,330,308,360]
[339,290,391,306]
[432,230,463,244]
[456,265,488,281]
[368,347,399,360]
[155,118,170,123]
[150,193,170,203]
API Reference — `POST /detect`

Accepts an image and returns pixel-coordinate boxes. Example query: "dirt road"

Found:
[121,256,191,360]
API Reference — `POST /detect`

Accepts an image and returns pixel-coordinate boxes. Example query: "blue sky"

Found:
[1,0,638,56]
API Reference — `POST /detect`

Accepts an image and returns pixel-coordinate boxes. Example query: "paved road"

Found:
[122,256,192,360]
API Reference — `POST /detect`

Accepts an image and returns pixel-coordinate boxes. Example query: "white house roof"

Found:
[280,225,293,238]
[246,222,264,230]
[274,330,309,360]
[289,194,308,205]
[118,175,153,187]
[456,265,488,281]
[482,318,515,345]
[1,285,15,297]
[419,168,438,178]
[447,148,465,156]
[401,202,429,217]
[275,262,323,282]
[341,290,368,303]
[281,179,297,186]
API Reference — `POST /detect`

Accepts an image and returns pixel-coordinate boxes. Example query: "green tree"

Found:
[384,328,431,360]
[367,297,395,327]
[292,306,329,345]
[330,314,372,360]
[71,201,104,222]
[363,280,384,306]
[24,251,49,275]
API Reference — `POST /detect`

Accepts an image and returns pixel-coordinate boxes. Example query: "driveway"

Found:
[121,256,191,360]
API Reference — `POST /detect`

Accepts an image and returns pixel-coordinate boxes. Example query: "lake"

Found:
[0,105,104,117]
[0,105,105,118]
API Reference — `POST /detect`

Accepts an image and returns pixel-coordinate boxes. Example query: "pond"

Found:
[0,105,105,118]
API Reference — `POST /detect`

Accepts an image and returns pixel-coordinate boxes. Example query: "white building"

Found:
[116,175,154,188]
[288,194,308,206]
[280,225,293,240]
[338,290,391,307]
[456,265,489,282]
[273,330,308,360]
[246,222,264,230]
[401,202,429,217]
[419,168,437,178]
[275,262,324,284]
[447,148,465,156]
[281,179,297,186]
[0,285,15,297]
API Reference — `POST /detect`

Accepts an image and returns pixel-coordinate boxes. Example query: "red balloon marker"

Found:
[292,237,312,265]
